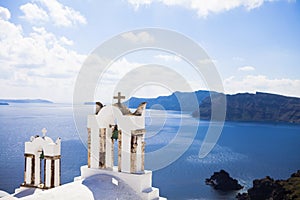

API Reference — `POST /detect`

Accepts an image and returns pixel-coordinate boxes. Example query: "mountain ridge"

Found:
[126,91,300,124]
[192,92,300,124]
[125,90,215,111]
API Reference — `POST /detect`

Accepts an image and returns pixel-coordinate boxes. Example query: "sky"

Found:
[0,0,299,103]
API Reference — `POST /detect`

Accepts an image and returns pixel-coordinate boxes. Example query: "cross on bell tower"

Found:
[114,92,125,104]
[42,128,47,137]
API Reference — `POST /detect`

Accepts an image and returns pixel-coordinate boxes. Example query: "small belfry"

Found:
[22,128,61,189]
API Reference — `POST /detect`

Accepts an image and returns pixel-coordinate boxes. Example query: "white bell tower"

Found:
[87,92,146,173]
[83,92,165,199]
[22,129,61,189]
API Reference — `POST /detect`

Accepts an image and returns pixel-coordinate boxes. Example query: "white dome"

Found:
[0,190,9,197]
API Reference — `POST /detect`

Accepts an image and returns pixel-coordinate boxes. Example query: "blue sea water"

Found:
[0,104,299,199]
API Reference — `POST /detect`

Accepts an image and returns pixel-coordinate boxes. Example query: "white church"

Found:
[2,93,166,200]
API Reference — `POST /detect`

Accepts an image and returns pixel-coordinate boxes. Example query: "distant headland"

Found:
[0,102,9,105]
[192,92,300,124]
[126,90,300,124]
[0,99,53,104]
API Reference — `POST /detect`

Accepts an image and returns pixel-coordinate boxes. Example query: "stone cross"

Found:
[113,92,125,104]
[42,128,47,137]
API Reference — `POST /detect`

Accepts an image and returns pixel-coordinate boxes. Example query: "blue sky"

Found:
[0,0,299,102]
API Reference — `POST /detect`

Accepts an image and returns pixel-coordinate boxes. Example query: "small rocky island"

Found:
[237,170,300,200]
[206,170,243,191]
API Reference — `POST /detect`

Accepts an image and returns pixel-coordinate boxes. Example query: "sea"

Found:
[0,103,299,200]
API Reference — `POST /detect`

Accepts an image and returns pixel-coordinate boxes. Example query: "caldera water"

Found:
[0,104,299,199]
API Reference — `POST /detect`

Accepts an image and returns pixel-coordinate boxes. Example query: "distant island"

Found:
[0,99,53,104]
[0,102,9,105]
[192,92,300,124]
[126,90,300,124]
[84,102,96,105]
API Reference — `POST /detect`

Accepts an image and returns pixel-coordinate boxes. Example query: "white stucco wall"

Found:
[25,157,32,184]
[34,155,40,185]
[45,160,51,188]
[55,159,60,187]
[88,116,100,169]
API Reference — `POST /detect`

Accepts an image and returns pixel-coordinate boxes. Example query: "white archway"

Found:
[22,133,61,189]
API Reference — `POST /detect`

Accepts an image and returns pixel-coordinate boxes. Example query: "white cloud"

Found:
[224,75,300,97]
[127,0,287,17]
[128,0,153,10]
[238,65,255,71]
[155,54,182,62]
[39,0,87,27]
[0,6,11,20]
[19,0,86,27]
[60,36,74,46]
[121,31,155,43]
[0,16,86,102]
[20,3,49,24]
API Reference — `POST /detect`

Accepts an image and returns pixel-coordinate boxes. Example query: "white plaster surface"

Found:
[0,190,9,198]
[25,136,61,157]
[54,159,60,187]
[3,172,166,200]
[45,159,51,188]
[25,157,31,184]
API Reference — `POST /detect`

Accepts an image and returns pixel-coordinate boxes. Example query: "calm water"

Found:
[0,104,299,199]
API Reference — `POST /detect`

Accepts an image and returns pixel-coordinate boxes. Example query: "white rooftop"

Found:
[2,174,150,200]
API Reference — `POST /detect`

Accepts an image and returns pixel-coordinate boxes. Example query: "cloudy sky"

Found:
[0,0,299,103]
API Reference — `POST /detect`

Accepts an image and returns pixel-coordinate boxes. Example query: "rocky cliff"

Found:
[206,170,243,191]
[192,92,300,124]
[237,170,300,200]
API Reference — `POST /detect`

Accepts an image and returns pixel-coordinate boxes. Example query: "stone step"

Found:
[73,176,82,182]
[142,187,160,200]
